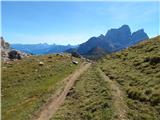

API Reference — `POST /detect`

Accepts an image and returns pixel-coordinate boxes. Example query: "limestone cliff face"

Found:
[1,37,11,61]
[77,25,149,54]
[131,29,149,42]
[1,37,10,51]
[1,37,29,61]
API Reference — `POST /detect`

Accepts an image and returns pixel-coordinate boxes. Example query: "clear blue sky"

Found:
[2,1,159,45]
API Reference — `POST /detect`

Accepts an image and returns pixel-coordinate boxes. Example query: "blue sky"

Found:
[2,1,159,45]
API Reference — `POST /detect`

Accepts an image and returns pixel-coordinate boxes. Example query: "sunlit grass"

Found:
[2,54,82,120]
[99,36,160,120]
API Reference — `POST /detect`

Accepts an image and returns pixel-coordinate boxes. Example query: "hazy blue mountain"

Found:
[11,43,77,55]
[131,29,149,43]
[77,36,111,54]
[77,25,149,54]
[65,48,78,53]
[105,25,132,46]
[11,25,149,56]
[46,44,78,54]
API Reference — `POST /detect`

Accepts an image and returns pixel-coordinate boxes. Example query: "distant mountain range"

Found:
[11,44,78,55]
[11,24,149,57]
[77,25,149,55]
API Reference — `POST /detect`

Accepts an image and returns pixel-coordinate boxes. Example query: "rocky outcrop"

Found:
[1,37,29,61]
[1,37,11,61]
[71,52,81,58]
[105,25,132,46]
[1,37,10,50]
[77,25,149,54]
[131,29,149,43]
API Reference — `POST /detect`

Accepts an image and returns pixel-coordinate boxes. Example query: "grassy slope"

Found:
[51,65,113,120]
[99,36,160,120]
[2,54,81,120]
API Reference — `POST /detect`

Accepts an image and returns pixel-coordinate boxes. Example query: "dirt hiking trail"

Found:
[99,68,129,120]
[33,62,91,120]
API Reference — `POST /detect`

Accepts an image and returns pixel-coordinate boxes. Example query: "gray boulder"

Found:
[8,50,21,60]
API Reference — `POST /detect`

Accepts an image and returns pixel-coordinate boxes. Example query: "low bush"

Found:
[150,93,160,106]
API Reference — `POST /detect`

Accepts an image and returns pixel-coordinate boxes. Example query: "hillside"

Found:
[83,46,107,60]
[51,36,160,120]
[1,54,82,120]
[99,35,160,119]
[2,36,159,120]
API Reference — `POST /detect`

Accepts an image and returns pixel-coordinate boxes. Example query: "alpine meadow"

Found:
[1,1,160,120]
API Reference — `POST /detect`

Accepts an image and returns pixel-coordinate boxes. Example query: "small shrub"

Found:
[144,57,160,65]
[139,94,148,102]
[145,89,152,95]
[126,88,142,100]
[150,93,160,105]
[150,57,160,65]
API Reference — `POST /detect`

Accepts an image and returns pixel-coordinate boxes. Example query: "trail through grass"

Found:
[99,36,160,120]
[34,62,91,120]
[51,65,113,120]
[2,55,82,120]
[98,68,129,120]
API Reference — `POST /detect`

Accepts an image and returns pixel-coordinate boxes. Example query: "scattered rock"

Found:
[56,53,63,57]
[8,50,21,60]
[81,57,86,61]
[72,61,78,65]
[38,75,42,78]
[39,62,44,66]
[86,59,90,62]
[48,56,52,58]
[71,52,81,58]
[48,60,53,62]
[2,67,7,69]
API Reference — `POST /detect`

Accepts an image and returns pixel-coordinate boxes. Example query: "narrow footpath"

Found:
[99,68,129,120]
[33,62,91,120]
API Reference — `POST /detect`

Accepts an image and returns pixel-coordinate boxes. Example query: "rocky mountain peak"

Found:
[77,25,149,55]
[104,24,132,46]
[131,29,149,42]
[120,24,130,29]
[98,34,105,39]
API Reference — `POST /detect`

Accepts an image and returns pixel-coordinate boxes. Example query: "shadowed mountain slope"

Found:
[77,25,149,55]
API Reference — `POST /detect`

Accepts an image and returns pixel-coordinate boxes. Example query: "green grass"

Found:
[2,54,82,120]
[2,36,160,120]
[99,36,160,120]
[51,65,113,120]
